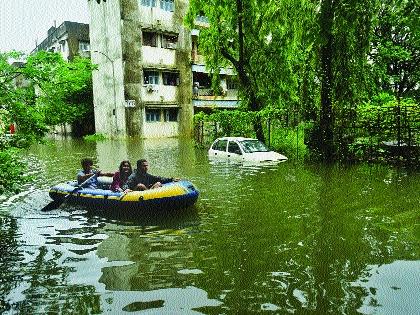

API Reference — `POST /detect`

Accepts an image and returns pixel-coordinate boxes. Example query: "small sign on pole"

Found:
[125,100,136,108]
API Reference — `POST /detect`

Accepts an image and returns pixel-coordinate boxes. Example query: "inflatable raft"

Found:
[48,178,199,212]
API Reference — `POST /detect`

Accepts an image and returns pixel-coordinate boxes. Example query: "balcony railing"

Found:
[193,88,238,100]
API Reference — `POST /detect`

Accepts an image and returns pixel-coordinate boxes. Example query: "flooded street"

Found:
[1,138,419,314]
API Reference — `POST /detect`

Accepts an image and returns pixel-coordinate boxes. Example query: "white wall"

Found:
[139,6,174,28]
[89,0,126,137]
[142,46,176,65]
[142,85,177,103]
[143,121,178,138]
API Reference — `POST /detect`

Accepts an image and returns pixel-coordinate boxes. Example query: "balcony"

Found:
[142,46,176,66]
[139,5,174,29]
[194,15,209,27]
[193,88,238,100]
[193,87,239,109]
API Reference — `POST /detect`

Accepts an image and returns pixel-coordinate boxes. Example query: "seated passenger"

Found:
[123,159,179,191]
[111,160,133,192]
[77,158,114,189]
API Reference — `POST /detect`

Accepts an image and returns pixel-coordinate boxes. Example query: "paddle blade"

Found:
[41,181,86,212]
[41,199,64,212]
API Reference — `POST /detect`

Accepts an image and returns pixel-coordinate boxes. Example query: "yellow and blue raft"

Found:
[48,178,199,212]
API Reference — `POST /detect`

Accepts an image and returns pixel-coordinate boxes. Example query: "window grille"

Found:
[164,108,178,121]
[145,109,161,122]
[141,0,156,7]
[143,70,159,85]
[162,72,179,86]
[160,0,174,12]
[143,31,158,47]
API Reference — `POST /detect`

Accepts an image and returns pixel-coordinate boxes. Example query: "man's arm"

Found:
[122,173,136,190]
[98,171,114,177]
[148,174,174,186]
[77,171,95,184]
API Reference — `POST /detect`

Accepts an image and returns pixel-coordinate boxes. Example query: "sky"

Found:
[0,0,90,53]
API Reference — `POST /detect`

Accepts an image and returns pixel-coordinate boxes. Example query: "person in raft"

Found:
[123,159,179,191]
[77,158,114,189]
[110,160,133,192]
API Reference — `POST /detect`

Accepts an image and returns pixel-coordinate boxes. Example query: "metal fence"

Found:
[194,104,420,163]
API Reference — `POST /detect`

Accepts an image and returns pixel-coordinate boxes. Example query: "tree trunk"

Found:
[319,0,335,162]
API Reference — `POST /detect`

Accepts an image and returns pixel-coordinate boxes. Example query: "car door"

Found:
[210,139,228,159]
[227,140,243,161]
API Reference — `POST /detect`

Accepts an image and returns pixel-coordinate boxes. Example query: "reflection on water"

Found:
[0,138,419,314]
[352,260,420,315]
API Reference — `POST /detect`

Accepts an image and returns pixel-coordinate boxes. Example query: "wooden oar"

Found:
[41,173,97,212]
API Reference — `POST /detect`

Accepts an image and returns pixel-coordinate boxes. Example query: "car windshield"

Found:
[239,140,269,153]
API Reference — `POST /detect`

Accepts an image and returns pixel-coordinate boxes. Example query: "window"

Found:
[162,72,179,86]
[226,76,238,90]
[161,34,178,49]
[79,41,90,52]
[143,31,157,47]
[144,70,159,85]
[141,0,156,7]
[164,108,178,122]
[193,72,211,88]
[212,139,227,152]
[146,109,160,122]
[239,140,269,153]
[196,11,209,23]
[228,141,242,155]
[160,0,174,12]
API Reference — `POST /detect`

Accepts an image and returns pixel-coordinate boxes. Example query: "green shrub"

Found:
[83,133,107,141]
[269,124,309,161]
[0,148,29,194]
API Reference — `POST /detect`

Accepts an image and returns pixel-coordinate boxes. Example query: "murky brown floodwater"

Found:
[0,138,419,314]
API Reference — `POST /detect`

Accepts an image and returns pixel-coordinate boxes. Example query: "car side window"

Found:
[228,141,242,155]
[213,140,228,152]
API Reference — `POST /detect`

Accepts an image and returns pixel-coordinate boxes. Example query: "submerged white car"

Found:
[208,137,287,163]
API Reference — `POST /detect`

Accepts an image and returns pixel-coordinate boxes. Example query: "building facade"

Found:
[88,0,238,138]
[33,21,93,136]
[34,21,90,61]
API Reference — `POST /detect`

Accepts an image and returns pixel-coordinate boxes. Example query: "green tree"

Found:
[186,0,381,161]
[310,0,377,161]
[22,52,94,128]
[1,51,95,140]
[369,0,420,100]
[186,0,315,142]
[0,51,95,194]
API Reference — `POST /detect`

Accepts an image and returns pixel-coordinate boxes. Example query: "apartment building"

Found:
[88,0,238,138]
[34,21,90,61]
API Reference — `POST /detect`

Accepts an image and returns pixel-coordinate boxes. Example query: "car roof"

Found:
[215,137,257,141]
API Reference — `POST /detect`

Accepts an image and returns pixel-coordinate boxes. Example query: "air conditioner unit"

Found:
[167,43,177,49]
[146,84,154,93]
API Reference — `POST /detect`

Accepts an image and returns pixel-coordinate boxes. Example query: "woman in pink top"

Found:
[111,160,133,192]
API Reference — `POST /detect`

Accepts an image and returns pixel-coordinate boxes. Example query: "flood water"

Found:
[0,138,419,314]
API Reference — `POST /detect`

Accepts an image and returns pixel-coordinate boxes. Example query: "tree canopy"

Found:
[1,51,95,142]
[186,0,316,141]
[0,51,95,193]
[187,0,419,162]
[369,0,420,100]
